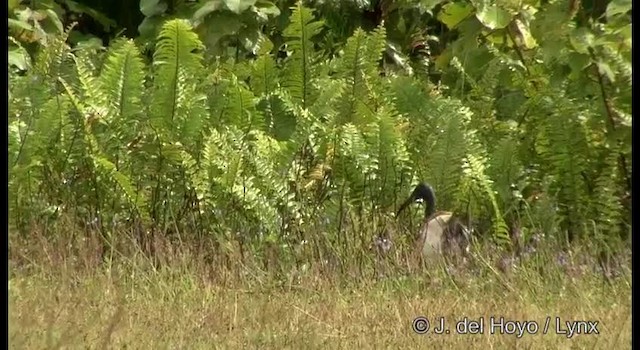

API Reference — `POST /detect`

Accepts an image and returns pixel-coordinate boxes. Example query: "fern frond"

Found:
[489,136,524,208]
[73,52,109,129]
[33,24,75,80]
[282,2,324,109]
[250,37,278,96]
[368,104,413,209]
[336,28,369,125]
[309,77,344,125]
[389,76,433,128]
[463,153,509,244]
[592,151,624,239]
[151,19,206,142]
[249,130,289,204]
[422,100,469,206]
[99,39,146,129]
[256,92,297,141]
[58,77,98,154]
[364,24,387,77]
[536,90,590,238]
[93,155,149,220]
[221,76,262,132]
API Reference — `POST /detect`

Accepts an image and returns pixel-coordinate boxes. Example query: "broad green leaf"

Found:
[569,27,595,54]
[192,0,223,26]
[223,0,257,14]
[597,62,616,83]
[8,18,34,32]
[434,49,453,69]
[45,9,64,34]
[476,5,512,30]
[161,142,186,164]
[15,8,35,23]
[421,0,447,12]
[396,16,407,33]
[69,32,105,49]
[137,16,165,39]
[256,35,274,55]
[486,32,506,45]
[606,0,632,19]
[76,38,105,51]
[438,3,474,29]
[92,155,148,215]
[520,4,539,19]
[567,52,591,78]
[9,48,30,71]
[513,18,537,49]
[8,0,20,12]
[200,12,244,48]
[255,0,281,16]
[240,29,261,51]
[619,24,632,50]
[65,0,117,31]
[140,0,168,17]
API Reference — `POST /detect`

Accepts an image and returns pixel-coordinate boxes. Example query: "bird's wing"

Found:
[421,213,452,255]
[428,211,453,222]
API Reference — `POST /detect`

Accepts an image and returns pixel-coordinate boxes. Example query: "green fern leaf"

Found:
[151,19,206,142]
[463,153,509,244]
[251,37,278,96]
[282,2,324,108]
[92,155,149,220]
[99,39,146,129]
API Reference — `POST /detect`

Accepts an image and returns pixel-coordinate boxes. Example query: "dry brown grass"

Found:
[9,227,632,349]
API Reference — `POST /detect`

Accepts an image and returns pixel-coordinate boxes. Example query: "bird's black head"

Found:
[396,182,437,219]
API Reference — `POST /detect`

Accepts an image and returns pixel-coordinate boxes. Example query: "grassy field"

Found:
[9,232,631,349]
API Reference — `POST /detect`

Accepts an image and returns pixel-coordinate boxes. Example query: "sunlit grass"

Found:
[9,232,631,349]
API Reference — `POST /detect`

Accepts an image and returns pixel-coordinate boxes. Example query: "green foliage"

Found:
[140,0,281,58]
[8,1,632,262]
[282,2,324,109]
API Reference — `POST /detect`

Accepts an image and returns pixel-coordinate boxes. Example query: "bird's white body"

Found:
[396,182,471,264]
[421,213,453,257]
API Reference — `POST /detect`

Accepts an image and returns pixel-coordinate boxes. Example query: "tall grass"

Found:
[9,220,631,349]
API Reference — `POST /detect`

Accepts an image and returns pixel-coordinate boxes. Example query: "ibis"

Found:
[396,182,472,262]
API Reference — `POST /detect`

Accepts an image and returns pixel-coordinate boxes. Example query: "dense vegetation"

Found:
[9,0,631,268]
[8,0,632,347]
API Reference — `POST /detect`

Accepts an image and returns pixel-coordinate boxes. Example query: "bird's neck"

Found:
[425,206,435,221]
[424,196,436,220]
